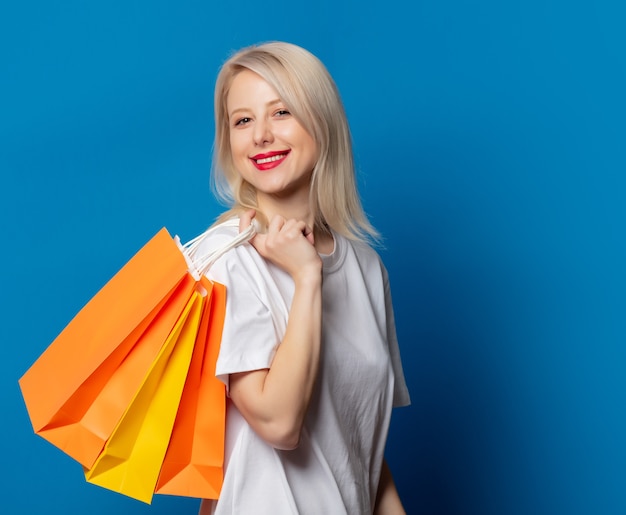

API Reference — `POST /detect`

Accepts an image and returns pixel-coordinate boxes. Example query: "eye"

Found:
[234,117,251,127]
[275,109,291,117]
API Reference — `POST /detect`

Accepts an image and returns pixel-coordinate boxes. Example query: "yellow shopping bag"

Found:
[84,290,205,504]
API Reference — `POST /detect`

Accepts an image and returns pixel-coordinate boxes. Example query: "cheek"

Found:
[304,138,319,165]
[229,134,246,159]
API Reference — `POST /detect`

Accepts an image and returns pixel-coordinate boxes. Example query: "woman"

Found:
[198,41,410,515]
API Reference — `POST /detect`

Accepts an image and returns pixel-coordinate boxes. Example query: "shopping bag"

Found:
[155,277,227,499]
[19,219,255,501]
[18,228,196,468]
[84,289,205,504]
[59,273,198,468]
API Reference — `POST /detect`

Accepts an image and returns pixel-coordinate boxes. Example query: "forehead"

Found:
[226,70,281,110]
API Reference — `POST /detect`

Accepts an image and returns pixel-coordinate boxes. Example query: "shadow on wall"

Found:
[373,129,540,515]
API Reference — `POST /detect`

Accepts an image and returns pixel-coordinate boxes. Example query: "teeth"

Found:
[256,154,286,164]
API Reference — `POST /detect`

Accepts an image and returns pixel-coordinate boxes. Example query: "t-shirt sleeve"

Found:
[205,235,281,393]
[382,264,411,408]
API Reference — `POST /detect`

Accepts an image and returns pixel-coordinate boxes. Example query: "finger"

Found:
[248,231,265,255]
[267,214,286,234]
[294,220,314,242]
[279,219,315,246]
[304,226,315,246]
[239,209,256,233]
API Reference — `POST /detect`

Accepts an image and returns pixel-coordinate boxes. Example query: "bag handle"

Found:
[179,219,257,279]
[182,218,239,257]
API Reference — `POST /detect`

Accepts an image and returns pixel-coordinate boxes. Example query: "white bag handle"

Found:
[178,219,257,279]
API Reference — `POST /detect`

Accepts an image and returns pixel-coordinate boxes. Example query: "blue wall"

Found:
[2,1,625,513]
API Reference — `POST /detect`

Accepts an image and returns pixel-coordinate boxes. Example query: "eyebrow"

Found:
[229,99,283,119]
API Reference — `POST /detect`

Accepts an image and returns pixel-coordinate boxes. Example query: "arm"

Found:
[374,459,406,515]
[228,211,323,450]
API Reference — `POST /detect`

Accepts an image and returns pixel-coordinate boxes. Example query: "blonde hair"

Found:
[211,41,378,243]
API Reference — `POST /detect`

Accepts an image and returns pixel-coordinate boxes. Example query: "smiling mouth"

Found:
[251,151,290,170]
[255,153,287,165]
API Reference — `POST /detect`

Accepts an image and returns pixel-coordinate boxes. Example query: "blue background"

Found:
[2,1,625,513]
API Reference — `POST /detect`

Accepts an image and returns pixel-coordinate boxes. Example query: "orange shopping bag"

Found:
[19,219,254,500]
[18,228,196,468]
[155,278,227,499]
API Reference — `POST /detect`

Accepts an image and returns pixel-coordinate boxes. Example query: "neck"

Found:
[256,191,316,229]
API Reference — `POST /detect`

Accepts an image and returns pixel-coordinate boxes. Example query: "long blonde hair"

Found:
[211,41,378,243]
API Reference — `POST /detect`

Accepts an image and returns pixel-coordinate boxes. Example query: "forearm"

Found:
[257,274,322,430]
[374,459,406,515]
[229,272,322,448]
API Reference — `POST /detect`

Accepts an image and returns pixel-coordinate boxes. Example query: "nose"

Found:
[253,118,274,146]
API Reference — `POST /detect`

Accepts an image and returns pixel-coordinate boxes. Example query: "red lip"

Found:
[250,150,290,171]
[250,150,289,160]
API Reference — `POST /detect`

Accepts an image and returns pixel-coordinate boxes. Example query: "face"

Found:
[226,70,318,206]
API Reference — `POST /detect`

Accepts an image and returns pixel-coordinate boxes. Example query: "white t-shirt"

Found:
[197,222,410,515]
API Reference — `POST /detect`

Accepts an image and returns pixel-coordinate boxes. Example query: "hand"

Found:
[239,210,322,283]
